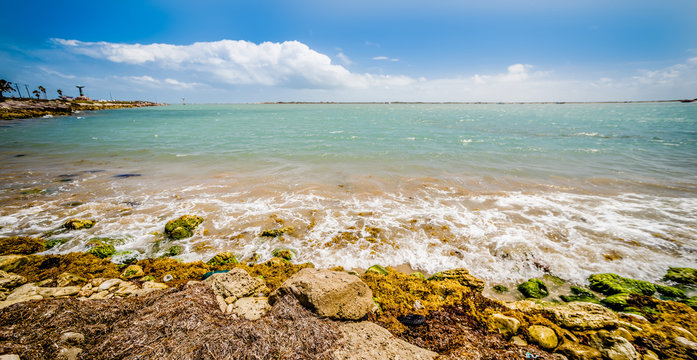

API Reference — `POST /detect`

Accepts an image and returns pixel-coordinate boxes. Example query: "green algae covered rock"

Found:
[681,296,697,310]
[365,265,388,275]
[663,267,697,285]
[493,284,509,293]
[122,264,145,279]
[409,272,426,280]
[587,273,655,296]
[260,227,294,237]
[163,245,183,257]
[164,215,203,240]
[44,238,69,250]
[655,284,686,299]
[601,293,630,310]
[87,241,115,259]
[561,285,601,304]
[517,278,548,299]
[206,252,238,266]
[63,219,95,230]
[272,248,295,261]
[428,268,485,292]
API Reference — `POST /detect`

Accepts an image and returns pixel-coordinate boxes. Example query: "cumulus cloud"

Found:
[473,64,537,84]
[336,52,352,66]
[53,38,412,89]
[120,75,200,89]
[372,56,399,62]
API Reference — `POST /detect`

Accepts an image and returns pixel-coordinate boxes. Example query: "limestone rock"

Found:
[555,342,602,360]
[121,265,144,279]
[56,347,82,360]
[56,272,86,287]
[0,283,43,308]
[142,281,168,290]
[115,282,139,297]
[527,325,558,350]
[589,330,639,360]
[489,313,520,337]
[77,283,94,297]
[271,268,374,320]
[0,255,28,272]
[511,336,528,346]
[97,278,123,291]
[675,336,697,351]
[60,332,85,345]
[0,355,20,360]
[544,302,618,330]
[87,290,110,300]
[427,268,485,292]
[332,321,437,360]
[228,297,270,320]
[0,270,26,291]
[204,268,264,303]
[38,286,80,298]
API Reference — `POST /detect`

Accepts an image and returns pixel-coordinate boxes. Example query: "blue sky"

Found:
[1,0,696,102]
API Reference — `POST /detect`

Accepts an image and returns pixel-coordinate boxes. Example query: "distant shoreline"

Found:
[0,98,165,120]
[262,99,697,105]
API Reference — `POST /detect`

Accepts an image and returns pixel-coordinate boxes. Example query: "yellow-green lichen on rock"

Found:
[517,278,549,299]
[260,227,294,237]
[62,219,95,231]
[206,252,238,266]
[587,273,655,296]
[164,215,204,240]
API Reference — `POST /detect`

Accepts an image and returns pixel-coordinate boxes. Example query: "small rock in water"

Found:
[114,173,142,178]
[397,314,426,326]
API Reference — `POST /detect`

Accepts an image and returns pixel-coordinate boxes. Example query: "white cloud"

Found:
[336,52,352,66]
[54,38,411,89]
[120,75,200,89]
[473,63,536,84]
[39,67,76,79]
[372,56,399,62]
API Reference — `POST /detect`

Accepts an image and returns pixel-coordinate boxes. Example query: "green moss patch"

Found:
[663,267,697,286]
[517,278,548,299]
[164,215,203,240]
[587,273,655,296]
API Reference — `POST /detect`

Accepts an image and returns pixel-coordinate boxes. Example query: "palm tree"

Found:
[32,89,41,99]
[57,89,63,98]
[0,79,15,99]
[38,85,47,99]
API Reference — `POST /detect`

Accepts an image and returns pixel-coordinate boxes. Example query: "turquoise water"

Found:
[1,103,696,285]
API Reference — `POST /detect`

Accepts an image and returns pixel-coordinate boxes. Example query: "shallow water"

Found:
[1,103,696,286]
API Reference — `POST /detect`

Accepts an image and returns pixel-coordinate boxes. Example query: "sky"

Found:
[1,0,696,103]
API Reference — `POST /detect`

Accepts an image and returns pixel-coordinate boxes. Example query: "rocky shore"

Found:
[0,216,696,359]
[0,98,163,120]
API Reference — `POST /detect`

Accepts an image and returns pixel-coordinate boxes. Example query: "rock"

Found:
[332,321,437,360]
[77,283,94,297]
[0,355,20,360]
[493,284,509,293]
[56,272,87,287]
[259,226,293,237]
[0,283,42,308]
[115,282,139,297]
[0,270,26,291]
[663,267,697,285]
[228,297,270,320]
[518,278,549,299]
[682,296,697,310]
[601,293,630,310]
[204,268,264,302]
[56,347,82,360]
[427,268,485,292]
[142,281,168,290]
[271,268,374,320]
[163,245,183,257]
[88,290,110,300]
[0,255,28,272]
[206,252,238,266]
[164,215,203,240]
[587,273,655,296]
[641,350,659,360]
[121,265,144,279]
[272,248,294,261]
[589,330,639,360]
[488,313,520,337]
[60,332,85,345]
[511,336,527,346]
[87,241,115,259]
[612,328,634,342]
[90,278,108,287]
[555,342,602,360]
[527,325,558,350]
[675,337,697,351]
[543,302,618,330]
[63,219,95,230]
[654,284,686,299]
[365,265,388,275]
[97,278,123,291]
[163,274,174,282]
[38,286,80,298]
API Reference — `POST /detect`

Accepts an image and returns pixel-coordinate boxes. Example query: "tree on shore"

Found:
[32,89,41,99]
[0,79,16,99]
[57,89,63,98]
[38,86,47,99]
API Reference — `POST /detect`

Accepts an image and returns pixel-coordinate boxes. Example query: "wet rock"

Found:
[62,219,95,230]
[0,255,28,272]
[427,268,485,292]
[260,226,293,237]
[163,245,183,257]
[115,282,139,297]
[271,268,373,320]
[555,342,602,360]
[142,281,168,290]
[228,296,270,320]
[121,265,144,279]
[517,278,549,299]
[0,283,42,308]
[663,267,697,285]
[543,301,619,330]
[511,336,527,346]
[365,264,388,275]
[56,272,86,287]
[38,286,80,298]
[0,355,20,360]
[397,314,426,326]
[204,268,264,302]
[60,332,85,345]
[0,270,26,291]
[87,241,115,259]
[206,252,237,266]
[164,215,203,240]
[332,321,437,360]
[601,293,631,310]
[488,313,520,337]
[493,284,509,293]
[587,273,655,296]
[589,330,639,360]
[56,347,82,360]
[681,296,697,310]
[163,274,173,282]
[97,278,123,291]
[527,325,558,350]
[675,337,697,351]
[654,284,686,299]
[113,173,141,178]
[272,248,295,261]
[77,283,94,297]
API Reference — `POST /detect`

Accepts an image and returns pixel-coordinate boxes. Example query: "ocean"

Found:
[1,103,696,286]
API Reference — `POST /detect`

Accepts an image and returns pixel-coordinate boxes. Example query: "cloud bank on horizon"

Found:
[45,38,697,103]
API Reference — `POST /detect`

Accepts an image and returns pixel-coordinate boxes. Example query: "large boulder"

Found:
[332,321,437,360]
[271,268,374,320]
[663,267,697,285]
[527,325,558,350]
[164,215,204,240]
[0,270,26,291]
[555,342,602,360]
[204,268,264,302]
[543,302,618,330]
[588,330,639,360]
[488,313,520,337]
[517,278,549,299]
[427,268,485,292]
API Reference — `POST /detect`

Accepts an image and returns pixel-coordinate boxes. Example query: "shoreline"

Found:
[0,98,164,120]
[0,230,696,359]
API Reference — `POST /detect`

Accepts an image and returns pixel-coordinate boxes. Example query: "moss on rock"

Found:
[0,236,46,255]
[44,238,69,250]
[588,273,656,296]
[63,219,95,230]
[86,241,115,259]
[366,265,388,275]
[206,252,238,266]
[427,268,485,292]
[272,248,295,261]
[663,267,697,286]
[517,278,548,299]
[493,285,509,293]
[260,227,294,237]
[601,293,630,310]
[163,245,183,257]
[655,284,686,299]
[164,215,203,240]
